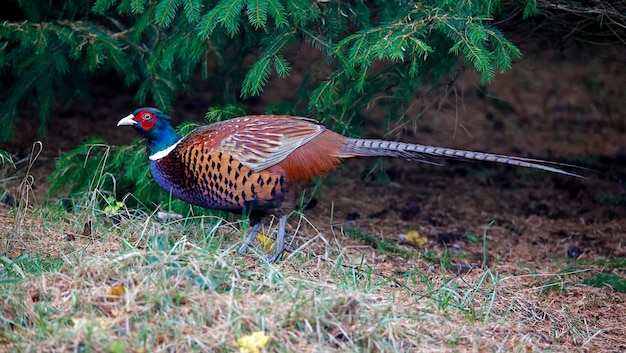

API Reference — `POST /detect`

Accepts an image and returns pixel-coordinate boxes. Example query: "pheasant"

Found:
[118,107,579,262]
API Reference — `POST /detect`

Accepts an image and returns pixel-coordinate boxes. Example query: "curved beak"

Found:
[117,114,137,127]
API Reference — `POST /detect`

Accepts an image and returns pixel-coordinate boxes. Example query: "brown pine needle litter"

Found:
[1,205,624,353]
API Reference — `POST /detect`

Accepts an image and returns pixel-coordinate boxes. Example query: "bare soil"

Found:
[1,44,625,351]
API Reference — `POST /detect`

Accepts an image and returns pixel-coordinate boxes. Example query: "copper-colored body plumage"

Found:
[119,109,579,262]
[152,116,347,216]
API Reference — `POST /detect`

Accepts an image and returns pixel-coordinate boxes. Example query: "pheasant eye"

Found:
[138,112,156,130]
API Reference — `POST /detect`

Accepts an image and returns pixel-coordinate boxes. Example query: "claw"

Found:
[237,242,251,256]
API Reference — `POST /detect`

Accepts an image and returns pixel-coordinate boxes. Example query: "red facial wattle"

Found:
[137,111,156,131]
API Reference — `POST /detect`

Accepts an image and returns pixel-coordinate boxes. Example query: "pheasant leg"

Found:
[267,216,288,262]
[237,221,264,256]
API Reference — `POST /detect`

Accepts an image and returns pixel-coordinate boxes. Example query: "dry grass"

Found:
[1,203,624,353]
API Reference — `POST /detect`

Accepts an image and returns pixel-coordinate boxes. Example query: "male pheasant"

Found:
[118,107,579,262]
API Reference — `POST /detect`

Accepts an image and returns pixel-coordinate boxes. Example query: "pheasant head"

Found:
[117,107,182,159]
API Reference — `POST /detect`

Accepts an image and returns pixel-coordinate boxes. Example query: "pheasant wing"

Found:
[217,116,325,172]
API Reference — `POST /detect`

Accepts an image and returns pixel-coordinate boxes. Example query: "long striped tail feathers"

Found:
[339,138,585,178]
